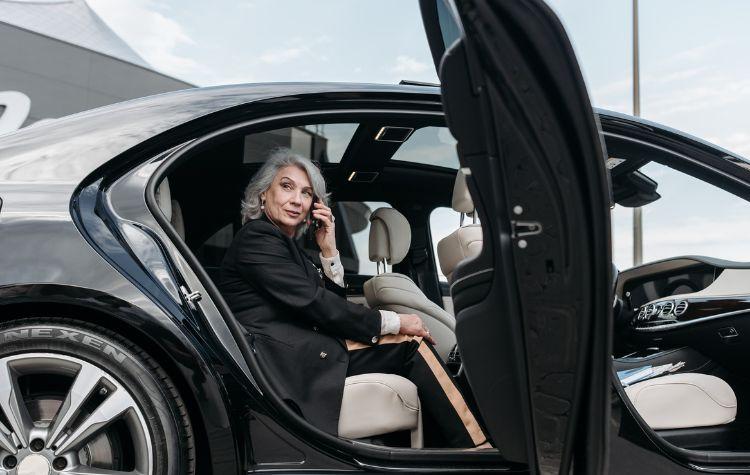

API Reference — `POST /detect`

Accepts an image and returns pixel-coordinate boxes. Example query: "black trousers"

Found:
[346,335,488,448]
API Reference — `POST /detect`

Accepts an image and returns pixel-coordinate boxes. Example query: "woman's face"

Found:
[261,165,314,237]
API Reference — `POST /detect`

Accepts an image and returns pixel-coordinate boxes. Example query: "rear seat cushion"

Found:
[338,373,422,447]
[625,373,737,430]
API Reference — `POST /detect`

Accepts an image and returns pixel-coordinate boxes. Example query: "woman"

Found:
[219,148,490,448]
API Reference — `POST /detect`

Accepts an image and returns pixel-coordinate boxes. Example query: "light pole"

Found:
[632,0,643,266]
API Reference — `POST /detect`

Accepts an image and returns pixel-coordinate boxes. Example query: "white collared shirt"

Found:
[319,252,401,335]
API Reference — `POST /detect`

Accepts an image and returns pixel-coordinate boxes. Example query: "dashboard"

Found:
[614,257,750,359]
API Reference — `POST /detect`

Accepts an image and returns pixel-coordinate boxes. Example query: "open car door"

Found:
[419,1,612,473]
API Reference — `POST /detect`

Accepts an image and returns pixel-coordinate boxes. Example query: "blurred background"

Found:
[2,0,748,270]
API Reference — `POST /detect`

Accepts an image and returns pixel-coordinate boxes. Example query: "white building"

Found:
[0,0,192,131]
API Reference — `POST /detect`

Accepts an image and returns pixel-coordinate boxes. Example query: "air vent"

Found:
[644,304,656,319]
[674,300,689,316]
[374,126,414,142]
[661,301,675,317]
[636,307,647,321]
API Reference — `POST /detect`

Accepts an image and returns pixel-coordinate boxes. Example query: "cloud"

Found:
[706,132,750,158]
[88,0,198,79]
[590,42,737,117]
[390,55,429,75]
[259,46,309,64]
[257,35,331,65]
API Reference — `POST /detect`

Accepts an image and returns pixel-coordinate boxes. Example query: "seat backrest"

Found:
[364,207,456,360]
[437,169,483,283]
[155,178,185,240]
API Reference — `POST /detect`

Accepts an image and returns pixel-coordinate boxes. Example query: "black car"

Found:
[2,1,750,474]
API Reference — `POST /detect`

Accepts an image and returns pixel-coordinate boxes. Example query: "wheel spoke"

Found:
[46,362,106,450]
[0,421,17,454]
[54,388,135,455]
[0,360,34,447]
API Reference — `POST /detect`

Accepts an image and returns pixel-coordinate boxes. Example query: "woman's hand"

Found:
[398,314,437,345]
[312,201,337,257]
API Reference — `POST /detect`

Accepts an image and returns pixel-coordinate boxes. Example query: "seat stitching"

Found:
[345,380,420,411]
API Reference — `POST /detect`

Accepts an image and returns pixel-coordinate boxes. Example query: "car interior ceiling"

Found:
[164,117,750,453]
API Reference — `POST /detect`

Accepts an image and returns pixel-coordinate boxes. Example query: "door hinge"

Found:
[180,285,202,310]
[511,220,543,239]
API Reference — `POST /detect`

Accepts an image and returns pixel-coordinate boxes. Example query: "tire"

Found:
[0,317,195,475]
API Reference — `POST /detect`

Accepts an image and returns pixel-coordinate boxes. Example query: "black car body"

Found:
[1,1,750,474]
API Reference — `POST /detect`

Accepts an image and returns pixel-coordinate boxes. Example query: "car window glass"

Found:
[243,123,358,164]
[612,161,750,268]
[336,201,391,275]
[297,201,392,275]
[195,222,235,275]
[391,126,459,168]
[430,206,480,282]
[436,0,462,51]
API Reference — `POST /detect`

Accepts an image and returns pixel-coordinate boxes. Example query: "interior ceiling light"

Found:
[374,126,414,142]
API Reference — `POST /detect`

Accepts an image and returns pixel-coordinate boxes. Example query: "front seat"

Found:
[437,168,482,284]
[625,373,737,430]
[363,208,457,360]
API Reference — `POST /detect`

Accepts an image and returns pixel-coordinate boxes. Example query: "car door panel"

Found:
[421,0,612,472]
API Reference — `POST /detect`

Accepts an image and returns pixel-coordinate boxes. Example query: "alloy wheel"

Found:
[0,353,152,475]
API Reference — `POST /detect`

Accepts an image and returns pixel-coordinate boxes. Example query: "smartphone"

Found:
[306,196,320,241]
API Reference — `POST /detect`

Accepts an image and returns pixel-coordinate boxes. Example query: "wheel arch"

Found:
[0,283,240,474]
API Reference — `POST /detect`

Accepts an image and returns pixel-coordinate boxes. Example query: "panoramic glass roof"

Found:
[391,126,459,169]
[243,123,358,164]
[243,123,460,170]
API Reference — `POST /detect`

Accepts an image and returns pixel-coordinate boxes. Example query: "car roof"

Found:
[0,83,441,187]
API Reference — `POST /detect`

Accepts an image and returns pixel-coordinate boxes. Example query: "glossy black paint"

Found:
[2,82,750,472]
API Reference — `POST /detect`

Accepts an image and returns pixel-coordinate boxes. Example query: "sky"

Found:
[87,0,750,270]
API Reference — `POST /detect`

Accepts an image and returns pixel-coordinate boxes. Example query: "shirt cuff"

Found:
[378,310,400,335]
[319,251,345,287]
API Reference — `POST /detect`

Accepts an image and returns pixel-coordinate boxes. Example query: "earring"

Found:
[261,199,265,210]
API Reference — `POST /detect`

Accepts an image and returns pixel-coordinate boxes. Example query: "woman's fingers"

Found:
[312,203,334,227]
[397,314,437,345]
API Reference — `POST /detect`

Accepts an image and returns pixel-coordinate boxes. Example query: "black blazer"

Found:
[219,216,382,434]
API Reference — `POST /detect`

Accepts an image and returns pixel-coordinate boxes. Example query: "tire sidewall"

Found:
[0,319,185,475]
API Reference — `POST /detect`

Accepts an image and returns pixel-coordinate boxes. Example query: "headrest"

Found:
[368,207,411,265]
[451,168,474,214]
[436,224,483,283]
[155,178,172,221]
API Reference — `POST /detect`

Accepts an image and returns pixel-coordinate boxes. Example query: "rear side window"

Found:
[297,201,391,276]
[430,207,462,282]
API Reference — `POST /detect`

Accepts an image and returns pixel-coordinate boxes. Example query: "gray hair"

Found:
[241,148,329,236]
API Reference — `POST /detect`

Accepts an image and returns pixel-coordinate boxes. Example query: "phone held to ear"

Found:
[306,196,320,242]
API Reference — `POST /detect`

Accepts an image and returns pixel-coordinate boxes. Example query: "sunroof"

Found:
[243,123,358,164]
[390,126,459,168]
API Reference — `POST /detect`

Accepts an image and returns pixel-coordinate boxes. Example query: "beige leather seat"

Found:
[155,178,185,239]
[437,169,482,284]
[625,373,737,430]
[339,373,423,447]
[363,208,457,361]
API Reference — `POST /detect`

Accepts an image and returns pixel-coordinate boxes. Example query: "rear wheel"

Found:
[0,318,194,475]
